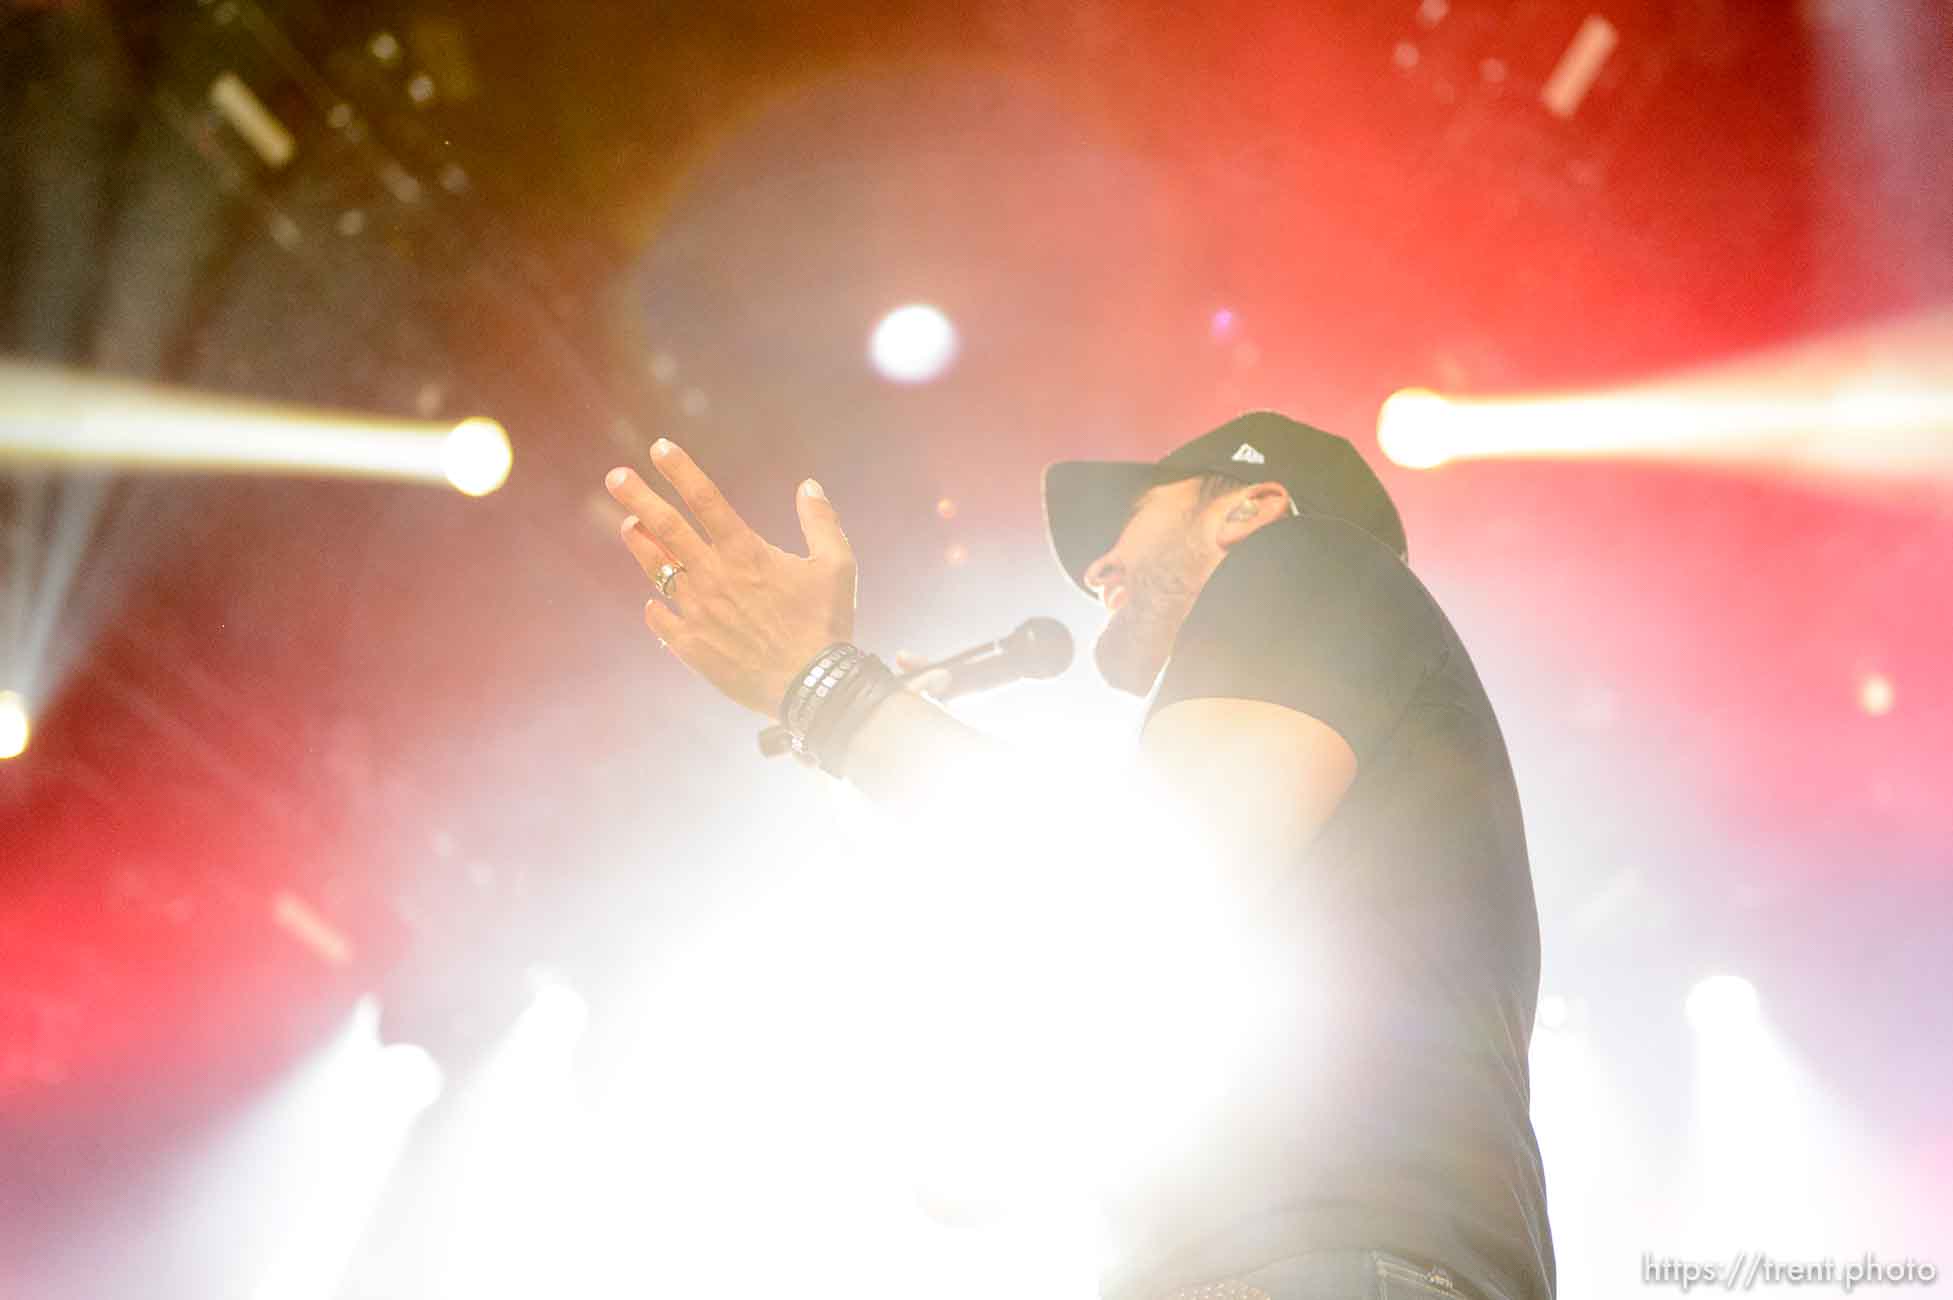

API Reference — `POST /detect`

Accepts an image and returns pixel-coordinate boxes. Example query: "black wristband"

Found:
[778,642,899,776]
[805,656,899,777]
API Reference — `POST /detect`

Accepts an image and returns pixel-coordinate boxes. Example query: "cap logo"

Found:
[1230,442,1266,465]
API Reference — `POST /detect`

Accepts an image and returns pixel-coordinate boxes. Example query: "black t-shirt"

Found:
[1101,515,1555,1300]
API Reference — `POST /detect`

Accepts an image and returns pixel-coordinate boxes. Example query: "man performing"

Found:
[603,410,1554,1300]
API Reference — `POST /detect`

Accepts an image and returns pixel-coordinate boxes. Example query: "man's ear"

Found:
[1215,483,1292,549]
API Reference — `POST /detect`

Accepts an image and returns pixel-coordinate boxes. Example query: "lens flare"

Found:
[1858,673,1896,717]
[869,303,958,384]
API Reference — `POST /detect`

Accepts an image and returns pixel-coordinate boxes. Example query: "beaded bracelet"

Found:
[781,643,865,740]
[778,642,900,776]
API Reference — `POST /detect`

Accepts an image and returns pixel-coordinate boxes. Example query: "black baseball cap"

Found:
[1042,410,1407,597]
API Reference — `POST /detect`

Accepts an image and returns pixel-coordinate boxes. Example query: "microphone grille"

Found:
[1010,617,1075,679]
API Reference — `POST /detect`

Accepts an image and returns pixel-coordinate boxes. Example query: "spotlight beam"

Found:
[1379,310,1953,489]
[0,360,510,495]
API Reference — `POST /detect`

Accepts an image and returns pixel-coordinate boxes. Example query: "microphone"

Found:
[757,618,1074,758]
[905,617,1074,702]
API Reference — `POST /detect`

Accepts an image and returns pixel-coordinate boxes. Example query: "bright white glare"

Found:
[1537,992,1569,1031]
[442,417,513,496]
[518,967,590,1050]
[1685,974,1759,1034]
[376,1042,446,1112]
[422,970,590,1300]
[1374,309,1953,488]
[1681,965,1924,1260]
[870,304,959,385]
[579,859,956,1298]
[1529,1009,1640,1300]
[828,686,1297,1201]
[574,674,1282,1296]
[0,690,29,759]
[1686,986,1826,1253]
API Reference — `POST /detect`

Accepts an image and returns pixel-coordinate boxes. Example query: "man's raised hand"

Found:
[606,439,856,719]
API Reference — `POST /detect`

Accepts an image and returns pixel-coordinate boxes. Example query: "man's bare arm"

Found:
[830,688,1001,817]
[1141,696,1358,897]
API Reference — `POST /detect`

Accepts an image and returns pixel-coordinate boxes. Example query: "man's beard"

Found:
[1094,534,1202,696]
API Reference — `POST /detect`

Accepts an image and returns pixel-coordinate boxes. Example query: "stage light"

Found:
[519,967,590,1051]
[0,690,28,760]
[1373,310,1953,489]
[442,417,513,496]
[0,359,512,494]
[375,1042,446,1113]
[1528,995,1637,1300]
[1377,387,1455,469]
[1859,673,1896,717]
[1682,974,1849,1254]
[416,969,589,1300]
[869,303,958,384]
[246,999,444,1300]
[1685,974,1759,1034]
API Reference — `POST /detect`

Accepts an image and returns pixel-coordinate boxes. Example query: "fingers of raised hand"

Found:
[619,515,684,598]
[793,478,854,571]
[649,440,753,547]
[606,467,706,567]
[643,596,683,647]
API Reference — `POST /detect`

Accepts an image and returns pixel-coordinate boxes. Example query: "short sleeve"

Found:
[1144,516,1446,768]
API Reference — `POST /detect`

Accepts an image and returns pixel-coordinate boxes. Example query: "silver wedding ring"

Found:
[653,561,685,598]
